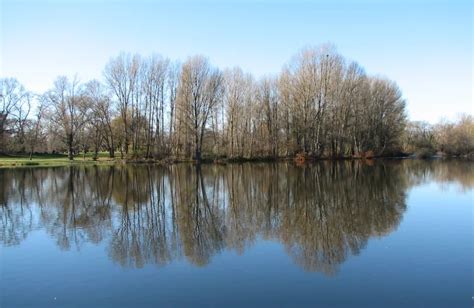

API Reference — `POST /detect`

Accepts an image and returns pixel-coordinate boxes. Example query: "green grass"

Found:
[0,152,116,168]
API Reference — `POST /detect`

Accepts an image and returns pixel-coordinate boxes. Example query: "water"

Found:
[1,160,472,307]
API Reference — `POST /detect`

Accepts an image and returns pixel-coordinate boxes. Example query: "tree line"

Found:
[1,44,470,161]
[404,114,473,158]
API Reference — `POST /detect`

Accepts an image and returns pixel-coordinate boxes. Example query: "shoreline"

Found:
[0,153,471,169]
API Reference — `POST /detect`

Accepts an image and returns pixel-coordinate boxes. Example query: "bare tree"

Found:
[168,61,181,156]
[85,80,116,158]
[223,68,246,158]
[104,53,141,158]
[434,114,473,156]
[45,76,90,160]
[27,96,47,159]
[0,78,31,152]
[2,44,411,160]
[141,54,169,158]
[256,77,279,157]
[176,56,223,162]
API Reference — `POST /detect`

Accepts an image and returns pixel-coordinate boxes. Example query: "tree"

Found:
[141,55,169,158]
[435,114,474,156]
[104,53,141,157]
[176,56,223,161]
[168,61,181,156]
[45,76,90,160]
[27,96,47,159]
[284,45,344,155]
[256,77,279,157]
[0,78,31,152]
[365,77,406,155]
[223,68,249,158]
[85,80,116,158]
[2,44,412,160]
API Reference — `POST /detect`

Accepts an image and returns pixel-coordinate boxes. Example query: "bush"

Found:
[414,147,436,159]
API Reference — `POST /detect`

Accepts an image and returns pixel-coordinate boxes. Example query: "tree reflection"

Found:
[1,159,472,275]
[109,166,179,268]
[0,168,37,246]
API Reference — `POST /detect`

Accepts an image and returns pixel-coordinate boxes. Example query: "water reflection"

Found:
[1,160,472,275]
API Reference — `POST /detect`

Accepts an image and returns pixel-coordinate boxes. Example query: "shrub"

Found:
[414,147,436,159]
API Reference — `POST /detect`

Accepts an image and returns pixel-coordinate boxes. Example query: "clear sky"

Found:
[1,0,472,123]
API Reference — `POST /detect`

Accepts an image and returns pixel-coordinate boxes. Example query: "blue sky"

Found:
[1,0,472,123]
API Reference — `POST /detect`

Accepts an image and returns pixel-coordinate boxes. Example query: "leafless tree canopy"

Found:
[1,45,471,160]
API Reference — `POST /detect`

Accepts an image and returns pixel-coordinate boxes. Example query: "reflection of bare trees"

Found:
[42,166,114,250]
[109,166,179,268]
[1,160,472,274]
[402,159,474,192]
[172,165,225,266]
[276,162,407,274]
[0,166,115,249]
[0,169,36,246]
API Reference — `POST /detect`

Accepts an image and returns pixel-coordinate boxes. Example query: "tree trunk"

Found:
[195,130,201,162]
[68,133,74,160]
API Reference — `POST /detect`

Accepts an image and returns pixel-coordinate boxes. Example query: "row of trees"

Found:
[404,114,473,157]
[0,44,423,161]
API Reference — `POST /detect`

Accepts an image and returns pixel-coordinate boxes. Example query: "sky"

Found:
[1,0,472,123]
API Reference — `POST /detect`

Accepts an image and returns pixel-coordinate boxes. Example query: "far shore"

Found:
[0,152,471,169]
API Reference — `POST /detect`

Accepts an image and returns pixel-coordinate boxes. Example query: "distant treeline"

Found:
[404,115,473,158]
[0,44,471,161]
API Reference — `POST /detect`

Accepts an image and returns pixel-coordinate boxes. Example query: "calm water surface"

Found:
[1,160,472,307]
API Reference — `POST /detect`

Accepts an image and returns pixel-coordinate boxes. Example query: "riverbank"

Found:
[0,153,282,168]
[0,153,116,168]
[1,152,470,168]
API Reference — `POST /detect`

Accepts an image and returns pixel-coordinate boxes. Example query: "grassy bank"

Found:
[1,152,469,169]
[0,152,287,168]
[0,153,116,168]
